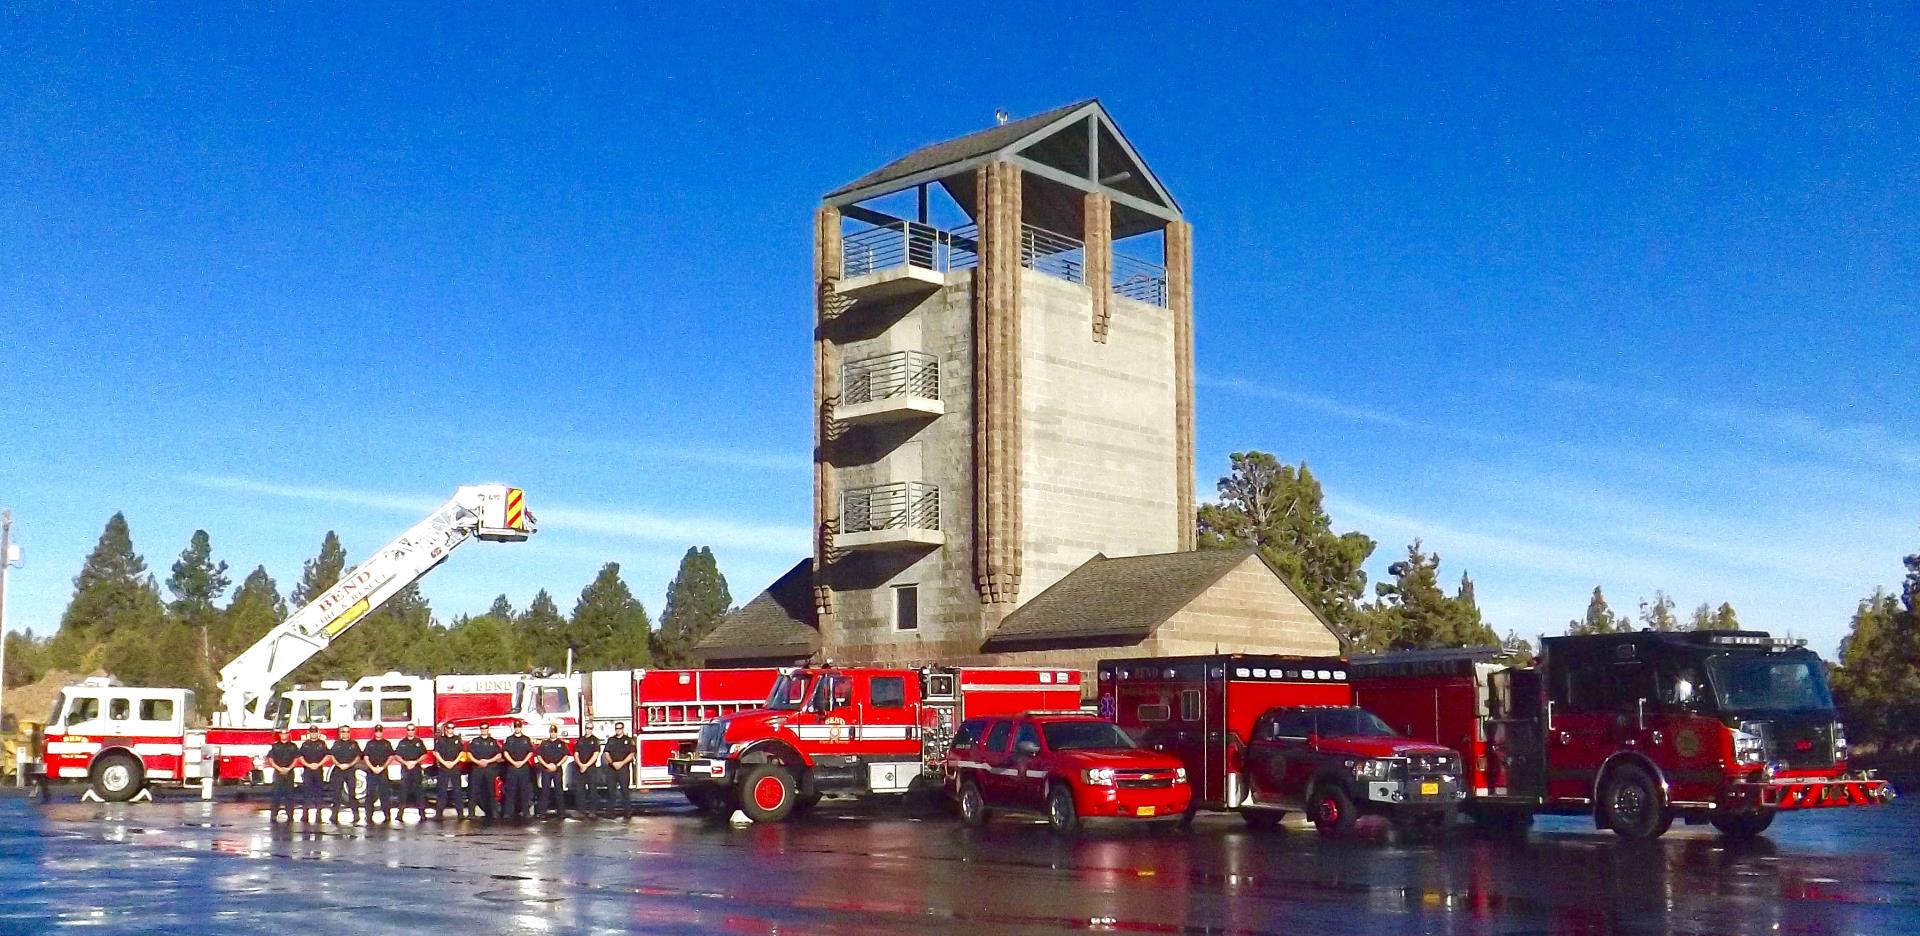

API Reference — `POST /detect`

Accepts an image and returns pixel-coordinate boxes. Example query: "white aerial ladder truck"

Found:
[28,484,535,800]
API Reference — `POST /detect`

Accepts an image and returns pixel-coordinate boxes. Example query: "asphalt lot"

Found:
[1,786,1914,935]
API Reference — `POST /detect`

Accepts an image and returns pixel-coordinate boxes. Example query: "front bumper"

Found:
[667,754,733,788]
[1725,776,1895,811]
[1074,783,1192,819]
[1364,774,1465,812]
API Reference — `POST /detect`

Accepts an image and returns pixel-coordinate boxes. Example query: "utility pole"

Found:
[0,509,13,739]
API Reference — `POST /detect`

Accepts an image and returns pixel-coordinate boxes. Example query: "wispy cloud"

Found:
[179,475,811,556]
[1197,374,1514,446]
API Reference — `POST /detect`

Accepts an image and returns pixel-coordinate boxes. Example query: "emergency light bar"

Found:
[1707,634,1808,648]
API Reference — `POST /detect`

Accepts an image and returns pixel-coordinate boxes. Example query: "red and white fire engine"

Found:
[1350,631,1897,840]
[29,484,537,800]
[668,664,1082,823]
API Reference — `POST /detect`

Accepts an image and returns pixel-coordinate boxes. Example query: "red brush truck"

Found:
[1351,631,1896,840]
[668,664,1080,823]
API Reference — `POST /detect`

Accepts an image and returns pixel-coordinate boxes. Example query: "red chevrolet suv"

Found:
[942,712,1191,834]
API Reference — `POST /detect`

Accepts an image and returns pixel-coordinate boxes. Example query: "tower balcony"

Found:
[836,221,978,301]
[835,350,942,425]
[836,482,942,551]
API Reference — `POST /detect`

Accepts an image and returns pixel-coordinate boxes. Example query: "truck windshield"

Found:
[1041,721,1138,751]
[765,674,810,711]
[1317,709,1399,739]
[1707,653,1834,715]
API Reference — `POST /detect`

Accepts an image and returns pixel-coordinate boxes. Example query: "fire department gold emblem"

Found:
[824,716,849,743]
[1674,728,1702,759]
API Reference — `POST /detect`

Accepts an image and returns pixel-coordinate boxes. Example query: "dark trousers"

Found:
[299,768,327,814]
[470,766,498,817]
[401,769,426,812]
[363,770,392,818]
[502,767,533,818]
[434,767,466,816]
[578,767,605,815]
[331,769,359,819]
[538,768,566,816]
[608,764,632,816]
[270,772,296,818]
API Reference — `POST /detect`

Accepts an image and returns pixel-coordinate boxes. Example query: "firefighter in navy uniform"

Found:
[535,726,570,819]
[466,726,503,820]
[297,726,330,823]
[605,722,637,819]
[573,727,604,818]
[501,722,536,820]
[395,724,429,819]
[329,726,364,824]
[362,725,396,823]
[266,729,299,822]
[432,723,468,819]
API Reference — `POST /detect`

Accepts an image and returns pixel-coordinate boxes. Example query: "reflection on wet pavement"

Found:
[0,792,1914,934]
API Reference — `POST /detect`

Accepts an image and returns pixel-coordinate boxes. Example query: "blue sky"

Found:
[2,5,1914,657]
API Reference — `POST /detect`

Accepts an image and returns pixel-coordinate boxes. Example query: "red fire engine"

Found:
[1351,631,1896,840]
[668,665,1082,823]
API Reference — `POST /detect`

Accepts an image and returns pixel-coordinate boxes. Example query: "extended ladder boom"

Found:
[215,484,534,727]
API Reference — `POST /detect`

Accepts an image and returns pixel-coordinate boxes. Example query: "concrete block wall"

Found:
[1148,556,1342,657]
[1017,271,1181,603]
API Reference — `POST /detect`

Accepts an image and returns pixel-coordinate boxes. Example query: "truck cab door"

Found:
[1546,645,1649,803]
[1011,721,1047,811]
[1246,710,1311,807]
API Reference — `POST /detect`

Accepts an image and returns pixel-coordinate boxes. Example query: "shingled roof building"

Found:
[698,101,1340,677]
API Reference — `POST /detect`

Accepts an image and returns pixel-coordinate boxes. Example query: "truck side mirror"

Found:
[1015,740,1041,757]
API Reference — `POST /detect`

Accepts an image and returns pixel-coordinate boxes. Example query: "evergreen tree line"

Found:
[3,514,733,703]
[1830,553,1920,756]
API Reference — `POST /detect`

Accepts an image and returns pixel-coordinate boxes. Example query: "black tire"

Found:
[792,792,823,817]
[738,764,797,824]
[1310,784,1357,837]
[1710,810,1776,840]
[1241,808,1284,831]
[1600,764,1670,841]
[958,779,989,828]
[90,752,145,803]
[1046,783,1081,836]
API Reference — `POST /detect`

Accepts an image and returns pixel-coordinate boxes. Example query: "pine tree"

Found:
[166,530,232,695]
[3,628,47,691]
[1638,591,1678,632]
[1355,541,1499,652]
[1708,602,1740,631]
[218,566,287,661]
[445,597,522,673]
[516,590,568,670]
[569,563,652,669]
[1685,602,1715,632]
[49,513,166,670]
[1567,587,1628,636]
[656,547,733,667]
[1197,453,1377,641]
[292,532,347,608]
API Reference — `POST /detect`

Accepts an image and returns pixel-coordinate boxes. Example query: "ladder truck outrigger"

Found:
[27,485,535,801]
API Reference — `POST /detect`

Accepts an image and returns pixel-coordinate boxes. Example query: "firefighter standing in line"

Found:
[466,725,503,820]
[297,726,330,823]
[266,729,299,822]
[329,725,365,824]
[535,725,570,819]
[501,722,536,820]
[395,724,429,819]
[573,726,604,818]
[605,722,637,819]
[432,722,468,819]
[362,725,396,823]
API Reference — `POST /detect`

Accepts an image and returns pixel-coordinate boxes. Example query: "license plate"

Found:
[1420,782,1439,796]
[1136,806,1156,816]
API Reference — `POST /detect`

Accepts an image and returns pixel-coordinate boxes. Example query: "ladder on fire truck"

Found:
[213,484,535,728]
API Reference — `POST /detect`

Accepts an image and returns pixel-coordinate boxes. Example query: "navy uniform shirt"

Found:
[467,736,502,763]
[503,734,534,766]
[395,737,427,766]
[268,740,299,769]
[298,738,329,767]
[434,734,465,764]
[329,738,362,766]
[363,738,394,769]
[604,734,634,763]
[536,739,568,768]
[575,736,603,766]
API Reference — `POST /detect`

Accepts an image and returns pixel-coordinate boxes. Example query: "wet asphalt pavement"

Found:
[0,787,1915,935]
